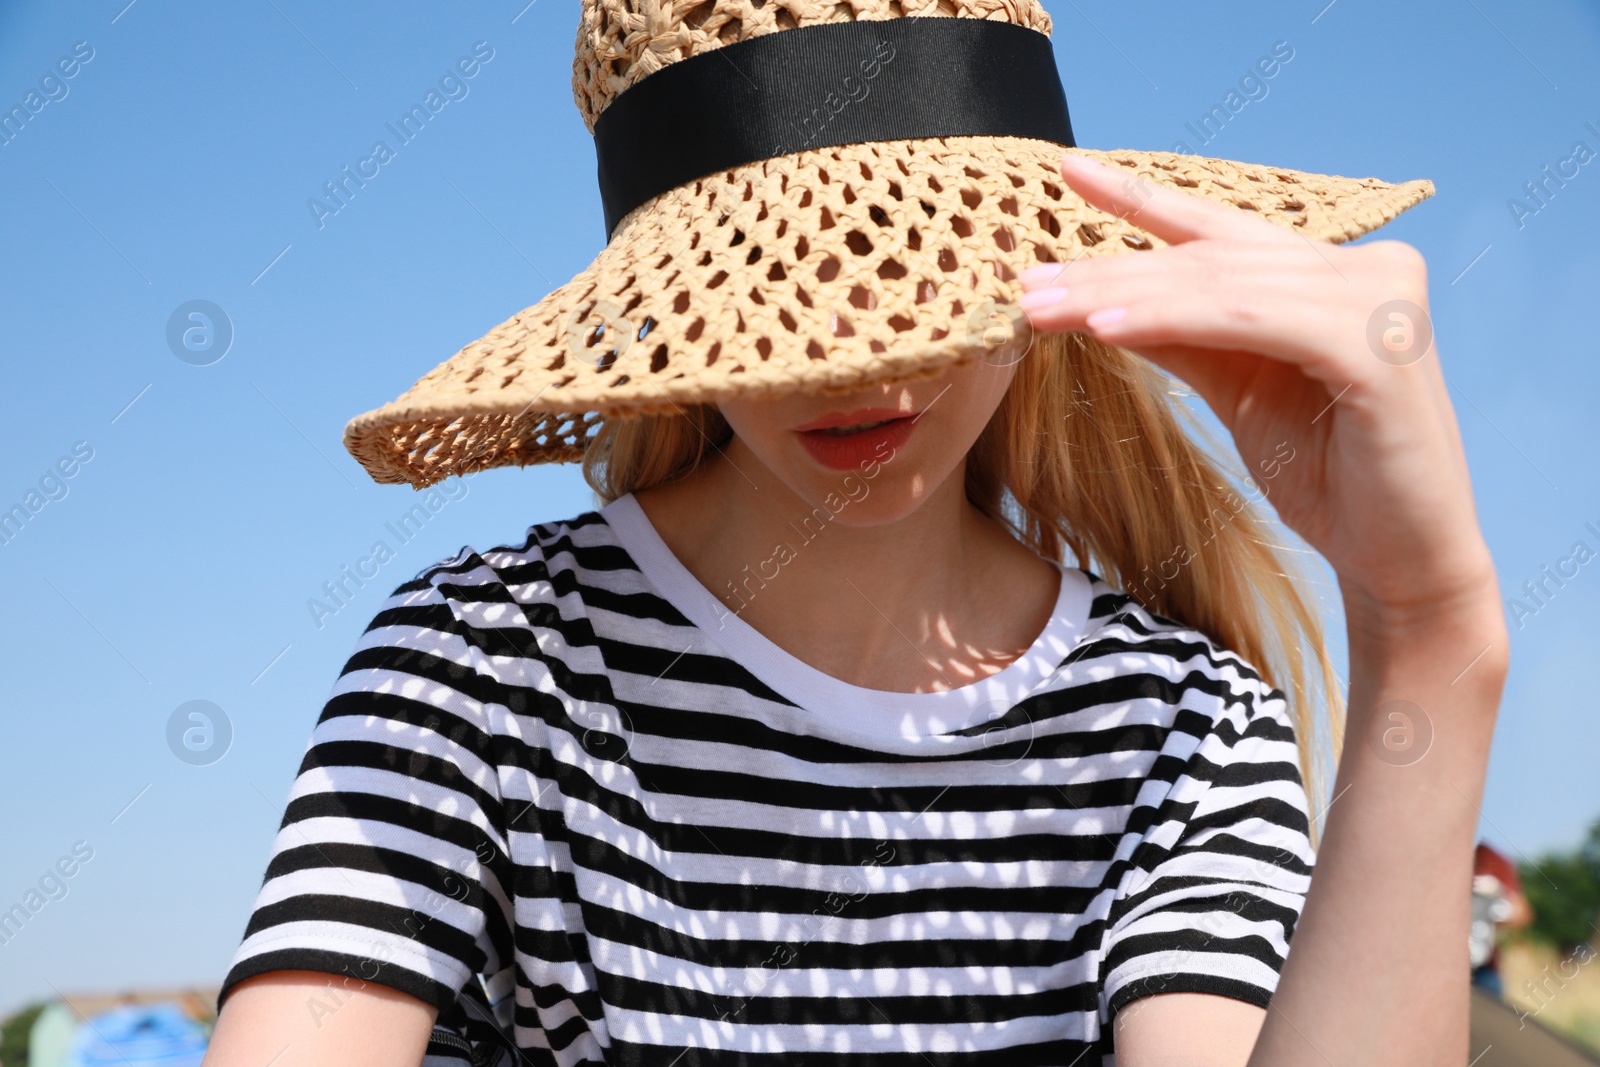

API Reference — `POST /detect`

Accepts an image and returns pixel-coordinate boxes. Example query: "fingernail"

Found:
[1019,264,1068,286]
[1018,287,1069,310]
[1086,307,1127,330]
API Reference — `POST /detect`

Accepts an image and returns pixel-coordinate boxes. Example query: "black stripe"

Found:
[591,18,1075,238]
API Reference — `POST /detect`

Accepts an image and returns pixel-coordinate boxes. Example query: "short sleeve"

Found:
[1099,650,1315,1024]
[218,556,514,1016]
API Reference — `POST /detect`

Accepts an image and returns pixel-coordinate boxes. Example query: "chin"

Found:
[781,445,957,529]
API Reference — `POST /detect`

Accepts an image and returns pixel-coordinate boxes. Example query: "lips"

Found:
[794,407,917,470]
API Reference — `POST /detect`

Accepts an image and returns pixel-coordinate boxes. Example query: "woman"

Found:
[204,4,1507,1065]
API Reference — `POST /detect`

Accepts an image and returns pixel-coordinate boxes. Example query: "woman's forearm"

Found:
[1249,575,1509,1067]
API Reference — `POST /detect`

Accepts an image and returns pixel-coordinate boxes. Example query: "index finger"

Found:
[1057,152,1301,248]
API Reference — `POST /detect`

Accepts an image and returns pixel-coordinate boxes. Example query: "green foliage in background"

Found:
[1522,816,1600,953]
[0,1001,46,1067]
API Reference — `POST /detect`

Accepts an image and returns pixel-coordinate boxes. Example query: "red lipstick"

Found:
[794,407,917,470]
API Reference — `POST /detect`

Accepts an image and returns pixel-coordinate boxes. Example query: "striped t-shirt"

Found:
[220,493,1314,1066]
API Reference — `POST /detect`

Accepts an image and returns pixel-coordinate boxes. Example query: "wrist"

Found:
[1339,549,1505,642]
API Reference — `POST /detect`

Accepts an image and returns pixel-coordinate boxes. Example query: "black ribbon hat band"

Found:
[592,18,1076,240]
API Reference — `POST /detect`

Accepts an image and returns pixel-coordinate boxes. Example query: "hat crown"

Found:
[571,0,1054,132]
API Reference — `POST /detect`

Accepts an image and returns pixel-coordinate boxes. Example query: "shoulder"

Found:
[1066,570,1292,741]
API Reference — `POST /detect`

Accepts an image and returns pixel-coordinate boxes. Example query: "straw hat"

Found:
[344,0,1434,489]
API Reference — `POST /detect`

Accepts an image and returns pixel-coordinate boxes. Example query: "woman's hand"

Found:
[1016,153,1498,630]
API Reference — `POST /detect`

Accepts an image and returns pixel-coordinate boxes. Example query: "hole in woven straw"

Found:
[999,196,1019,216]
[798,190,813,208]
[920,200,936,218]
[649,344,669,372]
[819,206,837,230]
[742,183,754,201]
[465,366,484,383]
[746,243,763,264]
[842,184,857,205]
[816,255,841,283]
[963,165,986,179]
[755,337,771,360]
[844,230,873,256]
[735,309,746,332]
[768,261,787,281]
[907,227,922,251]
[749,287,766,305]
[1033,245,1058,263]
[870,339,887,352]
[859,161,872,180]
[993,226,1015,253]
[730,228,746,246]
[1009,174,1025,188]
[622,292,644,316]
[716,213,731,227]
[929,326,949,341]
[936,247,958,272]
[795,234,809,259]
[610,374,631,387]
[1043,181,1062,200]
[795,286,813,309]
[868,204,892,227]
[1037,209,1061,238]
[1121,233,1153,251]
[951,216,973,238]
[555,373,575,388]
[707,340,723,365]
[831,313,854,337]
[1076,222,1105,247]
[637,315,656,340]
[1171,176,1199,188]
[685,317,705,342]
[914,280,936,304]
[887,313,915,331]
[776,7,798,29]
[683,0,716,29]
[776,218,789,238]
[655,253,672,269]
[887,181,904,200]
[806,339,826,360]
[961,188,983,209]
[718,18,742,45]
[927,176,943,192]
[707,269,729,289]
[951,298,964,317]
[779,308,799,332]
[994,260,1015,282]
[698,250,713,267]
[673,291,691,313]
[848,284,875,310]
[1233,199,1259,211]
[877,258,907,281]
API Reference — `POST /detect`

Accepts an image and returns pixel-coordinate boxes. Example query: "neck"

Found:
[630,438,1058,693]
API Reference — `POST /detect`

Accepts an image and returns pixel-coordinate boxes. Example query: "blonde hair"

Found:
[583,331,1344,832]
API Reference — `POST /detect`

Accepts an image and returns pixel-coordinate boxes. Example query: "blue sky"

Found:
[1,0,1597,1017]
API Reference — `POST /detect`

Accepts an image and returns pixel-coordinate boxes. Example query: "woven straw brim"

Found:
[345,140,1432,487]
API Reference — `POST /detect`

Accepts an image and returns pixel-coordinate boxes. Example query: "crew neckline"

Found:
[599,492,1093,740]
